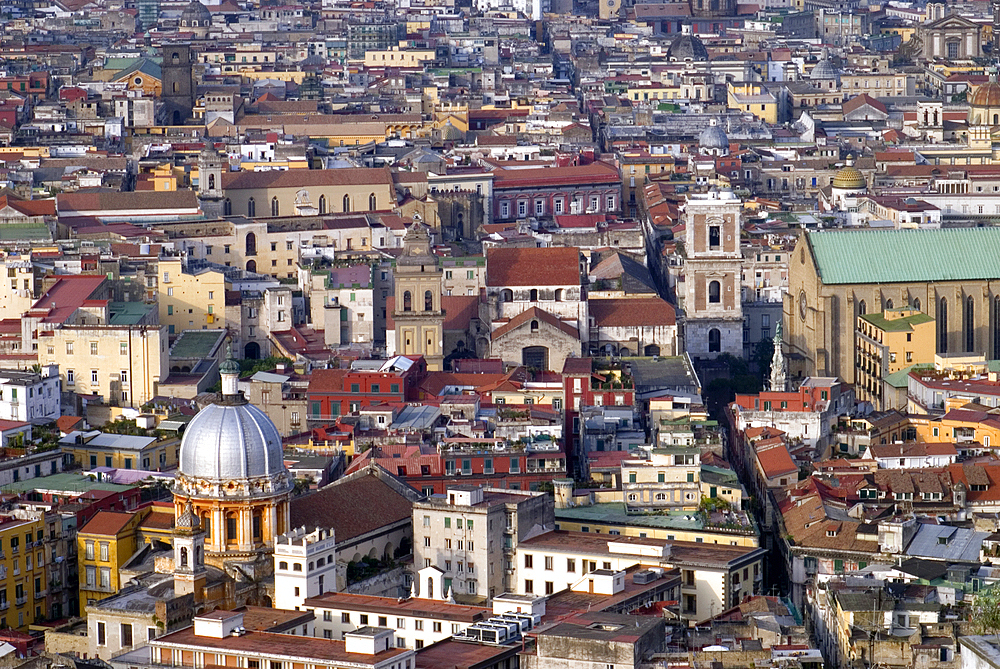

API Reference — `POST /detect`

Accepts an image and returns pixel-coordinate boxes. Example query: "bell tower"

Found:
[393,222,445,370]
[173,502,207,602]
[681,188,744,360]
[161,44,195,125]
[198,145,225,217]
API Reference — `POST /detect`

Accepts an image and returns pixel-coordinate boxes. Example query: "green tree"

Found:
[972,586,1000,643]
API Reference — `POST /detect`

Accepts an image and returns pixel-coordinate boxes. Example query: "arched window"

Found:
[529,288,538,302]
[343,194,351,212]
[252,511,262,541]
[966,295,975,352]
[554,289,564,302]
[319,195,326,214]
[708,328,721,353]
[246,259,256,273]
[913,298,920,312]
[171,52,180,64]
[245,232,256,256]
[655,493,666,501]
[180,547,188,568]
[427,577,434,599]
[207,174,215,191]
[708,280,721,303]
[223,199,231,216]
[424,290,433,311]
[403,291,412,311]
[293,563,302,572]
[994,296,1000,360]
[858,300,866,316]
[202,514,211,538]
[271,197,279,217]
[279,561,288,570]
[195,546,203,565]
[530,320,539,333]
[247,197,255,217]
[369,192,377,210]
[500,289,513,302]
[886,299,893,310]
[939,297,948,353]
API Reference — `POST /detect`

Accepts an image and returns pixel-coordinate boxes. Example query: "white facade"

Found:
[515,537,760,623]
[0,366,61,422]
[274,527,338,611]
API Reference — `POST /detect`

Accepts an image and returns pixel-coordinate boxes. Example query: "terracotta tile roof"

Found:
[304,592,488,622]
[843,93,887,115]
[57,190,198,214]
[490,306,579,342]
[589,297,675,327]
[78,510,136,536]
[491,162,620,190]
[290,468,415,542]
[486,246,580,287]
[755,442,797,479]
[31,275,106,324]
[306,369,349,394]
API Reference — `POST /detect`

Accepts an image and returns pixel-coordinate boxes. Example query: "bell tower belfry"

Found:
[393,223,445,370]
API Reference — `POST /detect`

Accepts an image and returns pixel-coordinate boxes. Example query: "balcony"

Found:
[34,589,46,599]
[0,602,7,610]
[15,596,27,606]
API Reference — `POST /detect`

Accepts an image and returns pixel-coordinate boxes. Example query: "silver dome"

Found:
[809,58,839,80]
[177,402,291,498]
[668,33,709,62]
[699,121,729,150]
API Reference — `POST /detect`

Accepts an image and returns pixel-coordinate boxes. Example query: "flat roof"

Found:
[170,329,227,359]
[303,592,488,623]
[152,627,412,665]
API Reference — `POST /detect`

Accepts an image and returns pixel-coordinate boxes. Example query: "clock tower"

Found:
[393,223,445,370]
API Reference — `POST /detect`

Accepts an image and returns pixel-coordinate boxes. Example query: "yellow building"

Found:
[110,60,162,97]
[856,308,935,410]
[0,516,46,630]
[627,84,682,103]
[362,45,435,68]
[840,72,911,98]
[220,167,395,220]
[59,430,180,472]
[157,257,227,338]
[78,511,145,606]
[727,81,778,123]
[38,325,168,408]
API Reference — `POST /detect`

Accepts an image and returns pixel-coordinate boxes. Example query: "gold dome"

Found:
[970,80,1000,108]
[832,165,866,190]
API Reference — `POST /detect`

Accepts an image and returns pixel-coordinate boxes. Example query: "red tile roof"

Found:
[486,246,580,287]
[78,510,136,536]
[755,442,797,479]
[491,162,620,190]
[490,306,579,342]
[31,275,106,324]
[589,297,676,327]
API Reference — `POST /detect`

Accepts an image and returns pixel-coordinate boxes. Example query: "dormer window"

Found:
[826,529,838,537]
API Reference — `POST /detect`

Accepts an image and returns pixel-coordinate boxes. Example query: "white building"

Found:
[304,566,490,648]
[0,366,61,422]
[516,531,767,624]
[863,442,958,469]
[274,527,338,611]
[412,485,554,601]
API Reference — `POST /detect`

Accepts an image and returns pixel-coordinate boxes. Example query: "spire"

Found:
[220,343,240,398]
[769,321,787,392]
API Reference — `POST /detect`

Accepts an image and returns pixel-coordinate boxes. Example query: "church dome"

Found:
[668,33,708,62]
[809,58,839,81]
[832,160,866,190]
[180,0,211,26]
[699,119,729,151]
[970,80,1000,108]
[177,401,291,497]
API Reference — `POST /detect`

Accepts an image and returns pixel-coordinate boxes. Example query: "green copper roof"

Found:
[860,310,934,332]
[808,228,1000,285]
